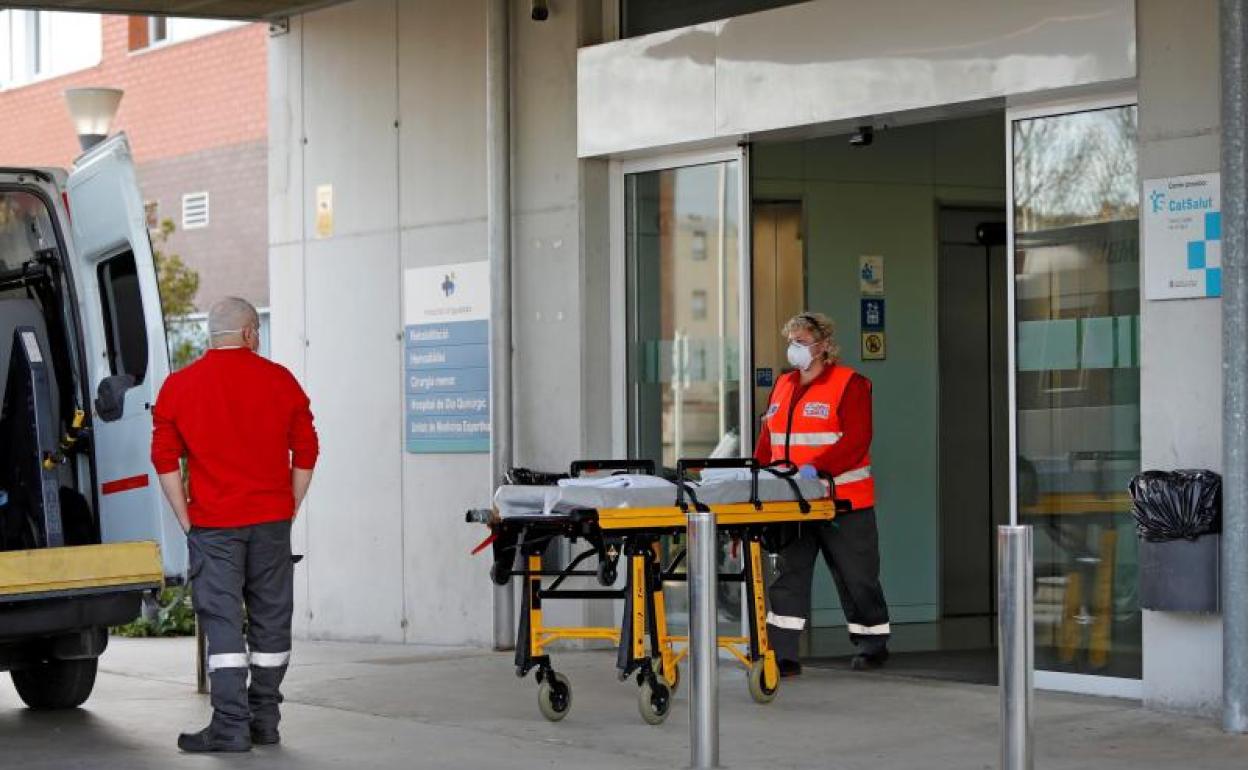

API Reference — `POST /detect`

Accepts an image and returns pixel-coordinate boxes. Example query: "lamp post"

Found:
[64,87,124,152]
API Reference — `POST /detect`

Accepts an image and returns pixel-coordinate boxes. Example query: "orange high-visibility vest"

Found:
[760,364,875,510]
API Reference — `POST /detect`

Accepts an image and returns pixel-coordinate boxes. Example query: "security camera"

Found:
[531,0,549,21]
[849,125,874,147]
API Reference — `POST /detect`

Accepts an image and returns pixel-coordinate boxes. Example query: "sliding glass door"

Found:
[1010,103,1141,681]
[624,155,746,470]
[621,150,749,634]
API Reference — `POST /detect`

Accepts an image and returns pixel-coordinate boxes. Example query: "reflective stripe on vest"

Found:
[833,466,872,485]
[770,431,842,447]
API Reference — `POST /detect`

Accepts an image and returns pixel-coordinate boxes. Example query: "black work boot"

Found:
[850,648,889,671]
[177,725,252,753]
[778,659,803,678]
[251,724,281,746]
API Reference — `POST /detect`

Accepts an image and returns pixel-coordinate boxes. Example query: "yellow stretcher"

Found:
[467,458,841,725]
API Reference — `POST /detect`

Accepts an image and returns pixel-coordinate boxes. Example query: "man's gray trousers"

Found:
[188,519,294,738]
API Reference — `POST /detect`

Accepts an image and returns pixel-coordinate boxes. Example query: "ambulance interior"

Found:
[0,188,93,552]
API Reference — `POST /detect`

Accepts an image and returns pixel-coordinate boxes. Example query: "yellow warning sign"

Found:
[861,331,886,361]
[315,183,334,239]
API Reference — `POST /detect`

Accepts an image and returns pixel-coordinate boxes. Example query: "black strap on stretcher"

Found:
[674,457,816,514]
[570,459,656,477]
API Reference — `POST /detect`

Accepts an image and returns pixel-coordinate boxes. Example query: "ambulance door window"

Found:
[97,249,148,384]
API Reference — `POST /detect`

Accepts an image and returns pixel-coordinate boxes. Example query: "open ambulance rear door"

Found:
[65,134,185,580]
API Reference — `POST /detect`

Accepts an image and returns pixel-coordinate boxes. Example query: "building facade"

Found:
[0,11,269,313]
[260,0,1237,717]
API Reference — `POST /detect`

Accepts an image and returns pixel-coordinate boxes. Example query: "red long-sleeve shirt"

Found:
[151,348,319,528]
[754,370,872,478]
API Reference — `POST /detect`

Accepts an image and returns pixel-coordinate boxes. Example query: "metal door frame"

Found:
[1005,90,1143,700]
[609,145,752,459]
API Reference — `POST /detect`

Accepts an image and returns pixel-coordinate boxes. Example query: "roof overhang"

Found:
[1,1,350,21]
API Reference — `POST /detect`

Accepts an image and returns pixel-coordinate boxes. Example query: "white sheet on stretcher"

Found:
[493,474,827,518]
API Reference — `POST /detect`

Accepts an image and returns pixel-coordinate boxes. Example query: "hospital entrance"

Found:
[624,105,1143,686]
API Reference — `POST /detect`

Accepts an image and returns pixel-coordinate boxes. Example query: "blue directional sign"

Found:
[404,319,490,452]
[403,262,491,454]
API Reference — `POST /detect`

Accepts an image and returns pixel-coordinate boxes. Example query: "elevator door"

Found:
[938,207,1010,619]
[751,201,805,434]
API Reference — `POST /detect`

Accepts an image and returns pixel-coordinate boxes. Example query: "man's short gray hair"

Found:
[208,297,260,337]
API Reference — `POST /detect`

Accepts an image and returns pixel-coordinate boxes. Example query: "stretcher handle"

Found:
[569,459,656,478]
[675,457,761,511]
[465,508,493,524]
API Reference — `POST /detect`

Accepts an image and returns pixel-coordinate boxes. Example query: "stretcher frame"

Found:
[468,457,842,725]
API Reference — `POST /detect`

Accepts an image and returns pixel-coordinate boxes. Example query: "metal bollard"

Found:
[998,525,1034,770]
[689,509,720,769]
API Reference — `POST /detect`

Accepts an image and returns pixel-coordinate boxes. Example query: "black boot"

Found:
[778,659,803,678]
[251,724,281,746]
[850,648,889,671]
[177,725,252,753]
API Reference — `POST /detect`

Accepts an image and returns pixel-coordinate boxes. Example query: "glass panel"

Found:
[626,160,742,634]
[1012,106,1141,679]
[98,250,149,384]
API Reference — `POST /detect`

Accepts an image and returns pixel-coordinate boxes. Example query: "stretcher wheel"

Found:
[653,657,679,693]
[538,672,572,722]
[747,659,779,704]
[596,560,617,586]
[637,678,672,725]
[490,561,510,586]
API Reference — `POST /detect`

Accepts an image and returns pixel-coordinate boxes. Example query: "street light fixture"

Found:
[64,87,124,151]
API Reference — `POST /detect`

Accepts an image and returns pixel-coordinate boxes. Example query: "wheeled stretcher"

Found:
[466,457,844,725]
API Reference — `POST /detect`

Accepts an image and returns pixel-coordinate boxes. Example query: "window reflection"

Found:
[626,162,742,470]
[626,161,743,635]
[1013,106,1141,679]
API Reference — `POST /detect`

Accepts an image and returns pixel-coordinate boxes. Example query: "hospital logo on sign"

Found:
[803,402,830,419]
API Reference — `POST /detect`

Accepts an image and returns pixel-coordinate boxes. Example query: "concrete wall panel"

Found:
[303,231,405,642]
[398,220,494,645]
[269,16,304,249]
[397,0,487,230]
[302,1,399,239]
[1137,0,1223,713]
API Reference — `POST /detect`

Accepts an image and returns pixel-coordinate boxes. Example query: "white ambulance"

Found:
[0,134,183,709]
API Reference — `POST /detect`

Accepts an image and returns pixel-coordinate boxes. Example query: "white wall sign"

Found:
[1144,173,1221,300]
[859,255,884,296]
[402,261,491,454]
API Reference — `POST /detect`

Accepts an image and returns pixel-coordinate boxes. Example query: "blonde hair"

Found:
[783,312,840,364]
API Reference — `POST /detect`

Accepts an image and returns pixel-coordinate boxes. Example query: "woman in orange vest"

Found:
[756,312,890,675]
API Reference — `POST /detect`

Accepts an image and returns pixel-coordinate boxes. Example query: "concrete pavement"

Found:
[1,637,1246,769]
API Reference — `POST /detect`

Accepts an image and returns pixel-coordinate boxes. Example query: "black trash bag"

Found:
[504,467,568,486]
[1129,470,1222,542]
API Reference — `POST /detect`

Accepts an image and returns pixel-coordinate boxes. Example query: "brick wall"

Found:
[0,16,267,167]
[140,141,269,309]
[0,15,268,306]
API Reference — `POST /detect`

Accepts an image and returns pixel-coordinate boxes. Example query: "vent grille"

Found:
[181,192,209,230]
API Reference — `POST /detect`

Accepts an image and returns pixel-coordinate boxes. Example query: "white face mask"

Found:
[786,341,815,371]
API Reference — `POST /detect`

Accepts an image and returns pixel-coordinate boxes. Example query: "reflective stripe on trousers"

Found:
[251,650,292,668]
[208,652,250,672]
[766,612,807,631]
[847,622,891,636]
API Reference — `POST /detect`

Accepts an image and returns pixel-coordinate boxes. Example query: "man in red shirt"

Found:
[756,312,890,676]
[151,297,318,753]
